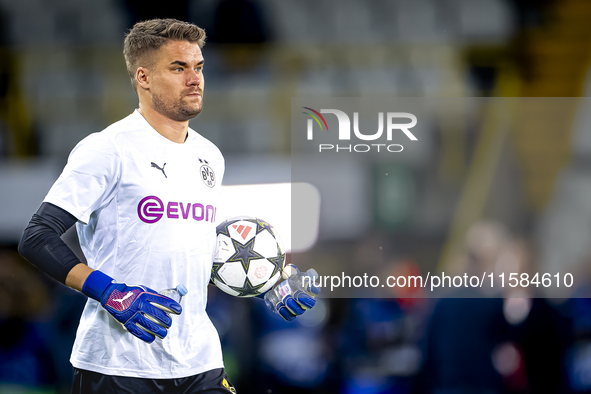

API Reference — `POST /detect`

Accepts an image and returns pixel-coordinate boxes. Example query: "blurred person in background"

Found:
[420,222,572,394]
[419,221,511,394]
[335,247,427,394]
[250,296,331,394]
[337,297,416,394]
[496,239,571,393]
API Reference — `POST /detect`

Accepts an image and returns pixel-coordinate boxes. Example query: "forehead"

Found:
[156,41,203,64]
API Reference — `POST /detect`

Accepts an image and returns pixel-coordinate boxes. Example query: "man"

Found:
[19,19,318,393]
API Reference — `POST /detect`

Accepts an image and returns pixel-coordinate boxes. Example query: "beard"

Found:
[152,90,203,122]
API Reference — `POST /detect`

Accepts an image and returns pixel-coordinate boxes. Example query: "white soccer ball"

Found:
[212,217,286,297]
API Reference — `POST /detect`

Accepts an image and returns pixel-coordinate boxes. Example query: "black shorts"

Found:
[72,367,236,394]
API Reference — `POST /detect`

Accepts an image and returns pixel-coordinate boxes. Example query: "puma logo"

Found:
[151,162,167,178]
[113,291,133,305]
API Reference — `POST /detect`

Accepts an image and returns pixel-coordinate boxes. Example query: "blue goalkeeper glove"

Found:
[82,270,182,343]
[263,264,321,321]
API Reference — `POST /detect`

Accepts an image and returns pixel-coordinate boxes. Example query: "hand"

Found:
[101,282,182,343]
[82,271,182,343]
[266,264,321,321]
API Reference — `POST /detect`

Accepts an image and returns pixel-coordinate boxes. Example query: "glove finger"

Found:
[301,271,321,296]
[124,319,156,343]
[294,293,316,310]
[144,293,182,315]
[282,264,300,280]
[142,303,173,328]
[308,282,321,296]
[284,295,306,316]
[131,313,168,339]
[277,302,296,321]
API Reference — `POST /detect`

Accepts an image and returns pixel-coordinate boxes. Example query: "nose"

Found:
[187,69,201,86]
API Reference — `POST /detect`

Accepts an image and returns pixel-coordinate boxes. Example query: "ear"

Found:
[136,67,150,90]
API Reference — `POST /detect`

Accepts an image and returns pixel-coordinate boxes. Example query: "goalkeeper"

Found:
[18,18,319,394]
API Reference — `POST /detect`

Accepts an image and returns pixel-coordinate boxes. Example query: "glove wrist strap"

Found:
[82,270,114,301]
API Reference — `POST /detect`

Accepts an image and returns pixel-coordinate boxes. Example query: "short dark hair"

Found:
[123,19,206,91]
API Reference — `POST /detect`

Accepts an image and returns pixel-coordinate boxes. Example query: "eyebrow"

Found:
[170,60,204,67]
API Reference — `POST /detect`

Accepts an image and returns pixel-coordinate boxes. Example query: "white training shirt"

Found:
[44,110,225,379]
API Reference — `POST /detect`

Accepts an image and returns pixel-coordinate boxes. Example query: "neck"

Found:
[138,102,188,144]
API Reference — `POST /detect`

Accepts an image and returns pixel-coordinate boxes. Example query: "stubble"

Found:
[152,91,203,122]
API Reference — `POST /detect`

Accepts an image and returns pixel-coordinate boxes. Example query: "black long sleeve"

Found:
[18,202,83,284]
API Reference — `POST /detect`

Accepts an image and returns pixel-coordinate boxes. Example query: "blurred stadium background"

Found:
[1,0,591,393]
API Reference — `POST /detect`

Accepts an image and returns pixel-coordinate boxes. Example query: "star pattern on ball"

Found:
[210,261,226,284]
[268,246,286,279]
[256,218,275,236]
[227,236,265,274]
[228,277,267,297]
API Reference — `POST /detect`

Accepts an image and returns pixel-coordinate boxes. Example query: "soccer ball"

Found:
[212,217,286,297]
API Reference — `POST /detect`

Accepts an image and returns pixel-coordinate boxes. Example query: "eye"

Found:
[175,67,183,72]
